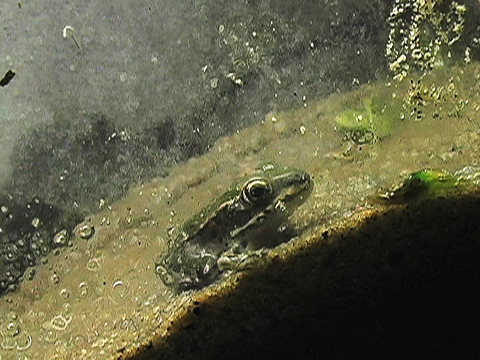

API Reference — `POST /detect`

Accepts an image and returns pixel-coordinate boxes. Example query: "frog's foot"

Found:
[154,246,221,291]
[217,247,268,273]
[154,263,177,286]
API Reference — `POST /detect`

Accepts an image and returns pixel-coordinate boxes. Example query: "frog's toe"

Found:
[154,264,176,286]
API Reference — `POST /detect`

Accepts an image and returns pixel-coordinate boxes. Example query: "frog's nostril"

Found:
[299,173,310,184]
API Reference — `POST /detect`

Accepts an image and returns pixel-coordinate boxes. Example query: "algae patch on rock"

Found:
[334,82,408,143]
[376,167,479,203]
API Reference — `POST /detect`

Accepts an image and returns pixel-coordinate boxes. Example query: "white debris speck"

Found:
[62,26,74,39]
[210,77,218,88]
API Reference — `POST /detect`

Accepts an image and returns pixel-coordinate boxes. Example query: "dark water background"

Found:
[1,0,391,215]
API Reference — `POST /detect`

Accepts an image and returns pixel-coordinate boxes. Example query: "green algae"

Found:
[378,167,480,203]
[334,88,406,142]
[394,169,461,200]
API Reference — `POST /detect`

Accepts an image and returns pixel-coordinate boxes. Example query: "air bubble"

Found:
[6,322,20,337]
[26,269,36,280]
[86,257,102,271]
[4,243,19,262]
[50,272,60,285]
[31,218,40,228]
[74,334,87,347]
[53,229,68,246]
[50,314,71,331]
[76,223,95,239]
[111,280,129,302]
[59,288,69,299]
[44,330,57,343]
[16,333,32,350]
[0,314,32,351]
[78,281,89,297]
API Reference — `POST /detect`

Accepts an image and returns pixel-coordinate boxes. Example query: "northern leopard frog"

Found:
[155,164,312,291]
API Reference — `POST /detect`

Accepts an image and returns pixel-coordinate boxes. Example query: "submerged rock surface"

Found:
[2,62,480,359]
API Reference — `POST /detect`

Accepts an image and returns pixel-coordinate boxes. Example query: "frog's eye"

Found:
[242,179,273,204]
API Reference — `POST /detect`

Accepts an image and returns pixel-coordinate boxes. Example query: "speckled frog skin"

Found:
[154,164,313,291]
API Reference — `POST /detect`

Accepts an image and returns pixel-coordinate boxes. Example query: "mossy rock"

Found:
[377,167,480,204]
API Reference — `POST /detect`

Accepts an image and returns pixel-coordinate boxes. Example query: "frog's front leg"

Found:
[217,243,268,273]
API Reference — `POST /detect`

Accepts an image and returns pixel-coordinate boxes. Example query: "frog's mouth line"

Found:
[274,171,314,210]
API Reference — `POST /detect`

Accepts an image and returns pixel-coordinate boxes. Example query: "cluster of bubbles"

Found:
[386,0,480,80]
[0,194,79,296]
[0,311,32,351]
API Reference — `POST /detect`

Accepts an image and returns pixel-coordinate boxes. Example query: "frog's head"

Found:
[227,164,313,248]
[239,165,312,212]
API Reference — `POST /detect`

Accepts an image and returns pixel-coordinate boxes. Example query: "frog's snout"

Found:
[278,171,312,200]
[288,171,311,188]
[299,172,310,185]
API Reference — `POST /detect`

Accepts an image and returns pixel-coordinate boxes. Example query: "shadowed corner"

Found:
[120,173,480,360]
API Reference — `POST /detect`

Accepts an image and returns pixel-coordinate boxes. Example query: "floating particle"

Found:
[62,25,81,50]
[0,69,15,87]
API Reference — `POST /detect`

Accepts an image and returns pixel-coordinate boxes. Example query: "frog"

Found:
[154,163,313,291]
